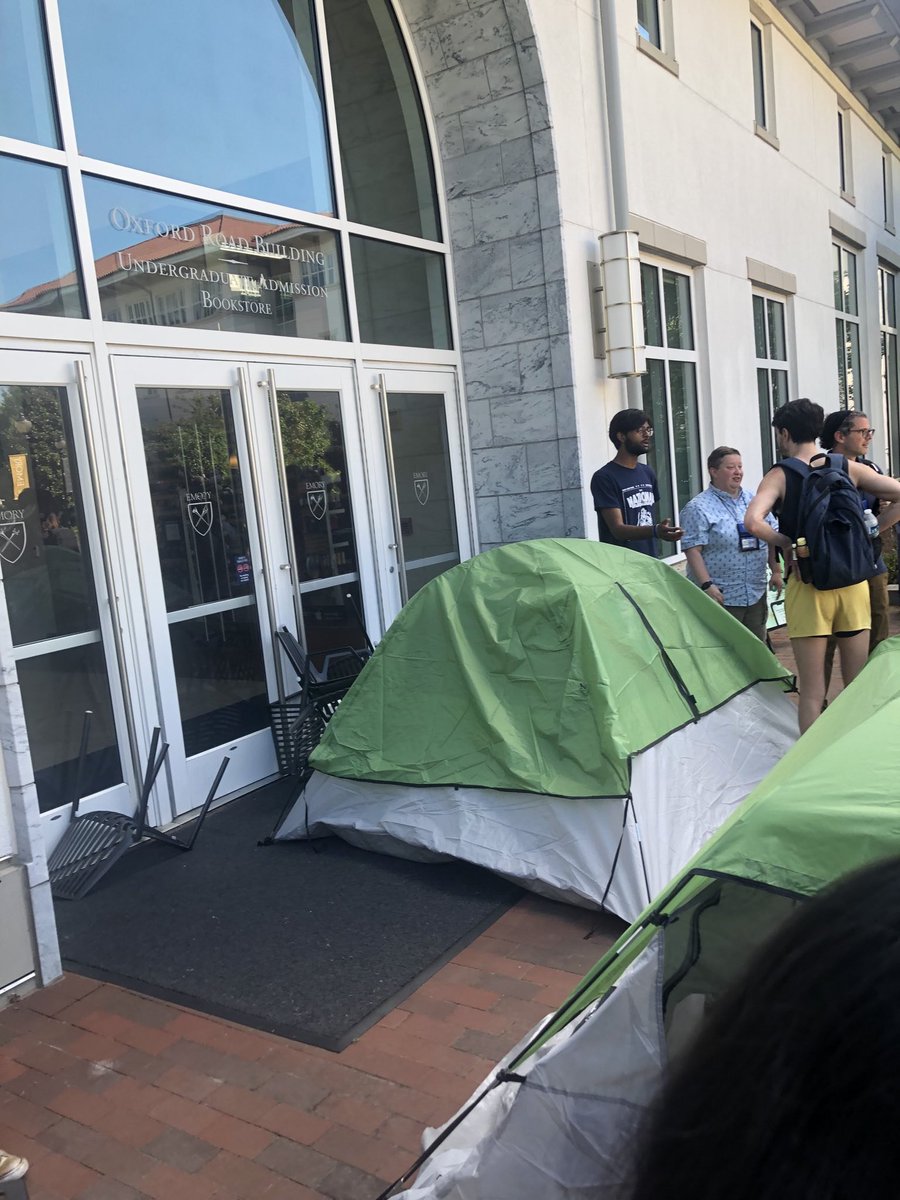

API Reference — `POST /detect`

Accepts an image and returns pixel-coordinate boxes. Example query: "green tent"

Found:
[396,637,900,1200]
[277,539,797,917]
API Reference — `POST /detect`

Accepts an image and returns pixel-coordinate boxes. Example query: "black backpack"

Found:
[780,454,876,590]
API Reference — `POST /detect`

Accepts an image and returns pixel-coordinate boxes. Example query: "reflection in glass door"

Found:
[117,359,276,816]
[376,373,463,604]
[271,383,370,667]
[0,352,124,817]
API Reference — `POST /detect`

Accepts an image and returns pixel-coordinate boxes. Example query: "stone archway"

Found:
[398,0,583,545]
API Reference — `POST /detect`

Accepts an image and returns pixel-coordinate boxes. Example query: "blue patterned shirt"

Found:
[680,486,776,607]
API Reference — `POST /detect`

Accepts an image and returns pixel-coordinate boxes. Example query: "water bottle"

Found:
[863,508,879,538]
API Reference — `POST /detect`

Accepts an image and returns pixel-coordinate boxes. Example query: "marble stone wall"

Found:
[397,0,584,546]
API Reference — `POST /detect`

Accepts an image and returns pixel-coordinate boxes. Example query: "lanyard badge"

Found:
[737,521,760,552]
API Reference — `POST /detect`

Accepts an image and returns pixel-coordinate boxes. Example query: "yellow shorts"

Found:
[784,574,870,638]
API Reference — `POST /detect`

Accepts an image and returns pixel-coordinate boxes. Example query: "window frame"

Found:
[749,13,779,149]
[879,263,900,475]
[838,103,855,204]
[884,152,895,235]
[636,0,678,76]
[639,255,703,551]
[833,240,862,410]
[752,289,790,473]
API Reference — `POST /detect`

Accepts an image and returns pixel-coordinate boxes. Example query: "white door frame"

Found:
[112,354,279,818]
[364,365,473,627]
[0,347,137,849]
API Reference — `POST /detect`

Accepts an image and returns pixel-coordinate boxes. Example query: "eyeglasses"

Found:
[843,426,875,438]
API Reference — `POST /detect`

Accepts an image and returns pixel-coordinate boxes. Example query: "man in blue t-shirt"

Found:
[590,409,682,556]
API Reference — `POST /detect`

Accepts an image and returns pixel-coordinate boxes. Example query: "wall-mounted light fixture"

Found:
[597,230,646,378]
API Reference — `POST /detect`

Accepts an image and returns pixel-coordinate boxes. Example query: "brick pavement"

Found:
[0,898,622,1200]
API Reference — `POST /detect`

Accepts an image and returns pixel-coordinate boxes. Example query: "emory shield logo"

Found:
[0,521,26,564]
[414,474,429,506]
[306,486,327,521]
[187,500,213,536]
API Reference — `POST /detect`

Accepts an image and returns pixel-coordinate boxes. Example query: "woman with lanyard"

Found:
[680,446,783,642]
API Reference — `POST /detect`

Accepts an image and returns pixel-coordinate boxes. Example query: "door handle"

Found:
[387,543,398,550]
[279,563,292,571]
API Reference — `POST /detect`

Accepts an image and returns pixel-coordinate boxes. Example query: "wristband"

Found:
[700,580,714,592]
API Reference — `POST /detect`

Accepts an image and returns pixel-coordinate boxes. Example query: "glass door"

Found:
[258,364,376,675]
[113,357,276,817]
[0,350,129,835]
[373,369,471,617]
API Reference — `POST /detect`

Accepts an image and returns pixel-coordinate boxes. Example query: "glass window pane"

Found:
[838,111,846,194]
[766,298,786,362]
[351,237,451,348]
[18,643,122,813]
[300,581,369,670]
[637,0,661,46]
[0,155,86,319]
[883,331,900,476]
[0,0,59,147]
[387,391,460,599]
[668,361,701,514]
[772,369,789,408]
[757,368,773,474]
[843,248,858,316]
[753,294,767,358]
[58,0,333,214]
[84,176,348,340]
[641,359,674,521]
[833,243,842,311]
[751,23,766,129]
[277,389,359,583]
[170,609,271,756]
[0,384,99,645]
[137,388,254,613]
[836,319,848,408]
[325,0,440,241]
[886,270,897,329]
[641,263,663,347]
[136,386,270,756]
[662,269,694,350]
[847,320,860,407]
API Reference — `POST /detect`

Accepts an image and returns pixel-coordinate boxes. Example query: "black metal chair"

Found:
[275,626,368,705]
[263,698,330,843]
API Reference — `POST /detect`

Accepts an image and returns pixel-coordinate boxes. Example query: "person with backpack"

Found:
[820,409,900,664]
[745,398,900,733]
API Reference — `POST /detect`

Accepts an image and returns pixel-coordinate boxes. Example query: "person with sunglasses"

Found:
[820,410,900,667]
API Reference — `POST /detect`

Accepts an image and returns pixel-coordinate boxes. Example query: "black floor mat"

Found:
[54,779,523,1051]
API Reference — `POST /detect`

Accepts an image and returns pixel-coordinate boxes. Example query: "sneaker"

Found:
[0,1153,28,1182]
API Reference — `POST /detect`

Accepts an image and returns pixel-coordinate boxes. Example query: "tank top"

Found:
[772,460,804,542]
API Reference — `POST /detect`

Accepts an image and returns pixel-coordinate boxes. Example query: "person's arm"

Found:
[683,545,725,605]
[745,469,793,564]
[848,461,900,504]
[599,509,683,543]
[767,543,784,598]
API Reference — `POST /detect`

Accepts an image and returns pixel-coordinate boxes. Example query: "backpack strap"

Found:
[778,456,810,479]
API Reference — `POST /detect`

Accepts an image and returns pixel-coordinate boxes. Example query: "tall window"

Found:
[751,23,766,130]
[637,0,661,47]
[834,242,860,408]
[884,153,895,232]
[838,106,853,200]
[753,293,789,472]
[640,260,702,531]
[880,266,900,475]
